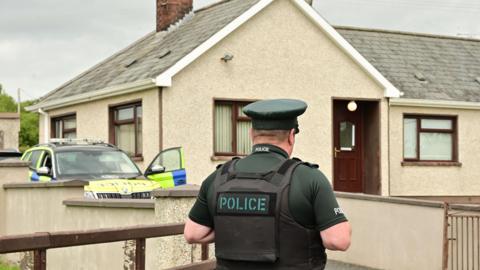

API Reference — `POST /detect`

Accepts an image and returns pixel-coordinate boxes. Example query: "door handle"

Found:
[334,147,341,158]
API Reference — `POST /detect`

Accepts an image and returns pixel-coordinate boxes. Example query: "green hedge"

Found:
[0,261,19,270]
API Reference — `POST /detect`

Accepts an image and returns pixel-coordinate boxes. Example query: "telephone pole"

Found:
[17,88,21,114]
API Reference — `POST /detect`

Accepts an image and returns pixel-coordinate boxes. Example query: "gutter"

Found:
[26,79,156,112]
[38,108,49,143]
[390,98,480,110]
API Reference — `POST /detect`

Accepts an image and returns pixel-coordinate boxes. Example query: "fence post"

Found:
[135,238,146,270]
[442,202,449,270]
[33,249,47,270]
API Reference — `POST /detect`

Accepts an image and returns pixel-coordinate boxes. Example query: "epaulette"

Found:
[302,162,319,169]
[292,157,318,168]
[216,156,240,169]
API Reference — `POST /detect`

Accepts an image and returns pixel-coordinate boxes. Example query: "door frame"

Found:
[331,97,382,194]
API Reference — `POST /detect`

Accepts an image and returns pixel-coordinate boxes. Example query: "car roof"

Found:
[28,143,120,153]
[53,145,121,153]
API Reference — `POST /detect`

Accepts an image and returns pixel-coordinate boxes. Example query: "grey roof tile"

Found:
[337,27,480,102]
[37,0,259,105]
[38,4,480,106]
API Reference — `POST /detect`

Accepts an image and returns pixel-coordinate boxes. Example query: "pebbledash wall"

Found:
[161,0,390,191]
[39,89,161,170]
[4,181,473,270]
[0,160,29,236]
[389,105,480,196]
[1,182,206,269]
[0,113,20,150]
[329,193,447,270]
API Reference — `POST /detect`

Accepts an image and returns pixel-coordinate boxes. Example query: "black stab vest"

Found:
[211,158,327,270]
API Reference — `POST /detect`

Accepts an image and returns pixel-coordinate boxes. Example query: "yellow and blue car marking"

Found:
[146,147,187,188]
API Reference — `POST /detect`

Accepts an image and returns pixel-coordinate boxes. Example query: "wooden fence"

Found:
[0,223,215,270]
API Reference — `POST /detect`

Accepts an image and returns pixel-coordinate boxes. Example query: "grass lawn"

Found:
[0,261,19,270]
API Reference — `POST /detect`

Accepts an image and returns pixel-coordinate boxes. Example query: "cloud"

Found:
[0,0,156,98]
[314,0,480,36]
[0,0,217,99]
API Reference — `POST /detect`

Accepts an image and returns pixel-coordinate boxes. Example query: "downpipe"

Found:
[38,108,49,143]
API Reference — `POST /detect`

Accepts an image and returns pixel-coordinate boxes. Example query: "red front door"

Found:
[333,100,363,192]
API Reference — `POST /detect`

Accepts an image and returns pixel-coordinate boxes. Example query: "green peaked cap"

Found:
[242,99,307,134]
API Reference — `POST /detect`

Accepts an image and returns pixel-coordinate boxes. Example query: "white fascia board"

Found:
[390,98,480,110]
[26,79,156,112]
[155,0,274,87]
[291,0,401,98]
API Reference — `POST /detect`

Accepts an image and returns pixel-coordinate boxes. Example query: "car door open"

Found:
[145,147,186,188]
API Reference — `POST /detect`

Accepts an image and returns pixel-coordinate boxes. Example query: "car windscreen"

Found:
[55,150,141,179]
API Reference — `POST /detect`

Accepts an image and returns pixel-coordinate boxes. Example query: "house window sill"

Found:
[131,156,144,162]
[211,155,244,161]
[401,161,462,167]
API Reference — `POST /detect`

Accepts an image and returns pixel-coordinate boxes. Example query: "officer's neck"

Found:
[252,140,294,157]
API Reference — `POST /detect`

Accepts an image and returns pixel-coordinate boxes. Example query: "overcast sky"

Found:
[1,0,479,100]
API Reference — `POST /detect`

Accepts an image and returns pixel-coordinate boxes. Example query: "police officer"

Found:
[184,99,351,270]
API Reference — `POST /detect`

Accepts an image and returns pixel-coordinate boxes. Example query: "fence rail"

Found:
[444,203,480,270]
[0,223,212,270]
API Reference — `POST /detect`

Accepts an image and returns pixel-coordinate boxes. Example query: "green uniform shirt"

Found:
[189,144,347,231]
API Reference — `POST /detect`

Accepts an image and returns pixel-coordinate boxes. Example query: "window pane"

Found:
[56,151,139,176]
[340,121,355,150]
[22,151,32,161]
[238,104,248,117]
[403,118,417,159]
[215,104,233,153]
[136,106,142,118]
[421,119,452,130]
[136,106,142,155]
[54,120,62,138]
[420,133,452,160]
[156,149,181,172]
[115,124,135,156]
[237,121,252,155]
[29,150,43,168]
[63,118,76,129]
[63,132,77,139]
[116,107,134,121]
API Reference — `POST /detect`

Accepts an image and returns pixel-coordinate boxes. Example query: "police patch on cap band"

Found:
[243,99,307,133]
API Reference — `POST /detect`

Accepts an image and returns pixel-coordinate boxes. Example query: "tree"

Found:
[0,83,39,149]
[0,85,17,112]
[19,100,39,150]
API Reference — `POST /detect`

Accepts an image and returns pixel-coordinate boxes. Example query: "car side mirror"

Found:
[37,166,50,176]
[150,165,165,174]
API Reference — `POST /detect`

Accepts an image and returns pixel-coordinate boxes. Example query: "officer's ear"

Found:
[249,128,254,141]
[288,129,295,146]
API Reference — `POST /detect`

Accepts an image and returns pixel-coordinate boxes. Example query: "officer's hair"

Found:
[251,129,290,143]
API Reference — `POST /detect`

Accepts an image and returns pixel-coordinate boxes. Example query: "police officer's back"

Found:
[184,99,351,270]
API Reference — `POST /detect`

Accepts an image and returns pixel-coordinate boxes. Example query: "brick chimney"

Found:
[156,0,193,32]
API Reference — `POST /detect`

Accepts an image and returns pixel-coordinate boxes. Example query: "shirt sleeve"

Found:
[310,170,348,231]
[188,172,216,228]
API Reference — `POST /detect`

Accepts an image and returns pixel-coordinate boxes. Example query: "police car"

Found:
[20,139,187,199]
